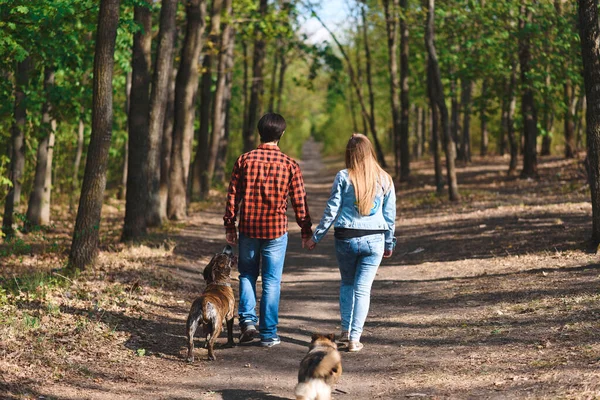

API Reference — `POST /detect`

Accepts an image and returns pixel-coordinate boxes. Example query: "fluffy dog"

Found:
[186,245,236,361]
[295,333,342,400]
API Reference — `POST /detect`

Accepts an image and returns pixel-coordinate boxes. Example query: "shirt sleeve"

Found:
[289,162,313,239]
[382,180,397,251]
[312,171,344,243]
[223,156,242,235]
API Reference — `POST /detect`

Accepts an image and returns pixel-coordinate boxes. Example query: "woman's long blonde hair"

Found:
[346,133,392,216]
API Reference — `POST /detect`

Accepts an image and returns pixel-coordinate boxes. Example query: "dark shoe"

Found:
[259,336,281,347]
[239,324,257,343]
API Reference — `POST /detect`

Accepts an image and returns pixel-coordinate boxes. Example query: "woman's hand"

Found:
[303,238,317,250]
[383,249,393,258]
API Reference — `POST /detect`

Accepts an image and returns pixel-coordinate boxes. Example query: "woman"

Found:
[306,134,396,352]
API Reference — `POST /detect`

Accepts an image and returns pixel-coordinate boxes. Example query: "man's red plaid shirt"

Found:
[224,143,313,239]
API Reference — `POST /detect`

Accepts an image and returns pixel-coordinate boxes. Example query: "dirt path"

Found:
[9,140,600,399]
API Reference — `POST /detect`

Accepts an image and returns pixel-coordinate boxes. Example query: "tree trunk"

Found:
[451,77,461,159]
[205,0,232,196]
[422,107,428,156]
[122,1,151,241]
[26,67,56,230]
[425,0,459,201]
[399,0,410,180]
[564,79,576,158]
[268,40,280,112]
[414,106,423,159]
[147,0,177,227]
[243,0,268,152]
[361,5,379,165]
[167,0,206,220]
[119,71,132,200]
[192,55,214,199]
[541,73,554,156]
[480,79,489,156]
[69,0,121,270]
[383,0,400,175]
[275,46,287,113]
[242,40,249,122]
[519,4,539,179]
[214,27,236,183]
[575,93,585,150]
[2,57,32,239]
[160,67,176,221]
[70,111,85,213]
[460,78,473,163]
[428,62,443,194]
[507,59,519,176]
[578,0,600,246]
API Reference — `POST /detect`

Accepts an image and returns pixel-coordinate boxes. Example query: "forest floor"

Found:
[1,140,600,400]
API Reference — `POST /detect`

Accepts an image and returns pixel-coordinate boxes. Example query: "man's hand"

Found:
[383,249,393,258]
[226,231,238,245]
[303,238,317,250]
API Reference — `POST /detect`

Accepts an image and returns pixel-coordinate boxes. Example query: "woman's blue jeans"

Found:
[335,233,384,342]
[237,232,288,340]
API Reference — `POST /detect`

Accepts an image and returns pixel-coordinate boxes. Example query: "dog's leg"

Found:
[226,317,235,347]
[203,322,212,348]
[206,316,222,361]
[186,303,202,362]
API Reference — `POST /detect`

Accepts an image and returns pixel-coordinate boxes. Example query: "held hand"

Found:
[226,232,238,245]
[383,249,393,258]
[303,238,317,250]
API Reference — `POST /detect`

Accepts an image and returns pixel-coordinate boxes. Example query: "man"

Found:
[224,113,313,347]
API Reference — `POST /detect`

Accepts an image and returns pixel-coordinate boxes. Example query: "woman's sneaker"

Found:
[260,336,281,347]
[239,324,257,343]
[348,341,364,352]
[339,331,349,343]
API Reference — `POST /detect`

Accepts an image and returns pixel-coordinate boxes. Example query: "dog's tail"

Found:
[312,350,341,379]
[295,379,332,400]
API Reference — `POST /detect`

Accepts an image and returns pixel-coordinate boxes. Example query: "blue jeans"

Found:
[335,233,384,342]
[238,232,288,340]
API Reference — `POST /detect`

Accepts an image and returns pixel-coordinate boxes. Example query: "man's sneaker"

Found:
[239,325,257,343]
[259,336,281,347]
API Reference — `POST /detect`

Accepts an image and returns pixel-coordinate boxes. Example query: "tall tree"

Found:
[242,0,268,152]
[382,0,401,178]
[146,0,178,227]
[399,0,410,180]
[578,0,600,246]
[361,4,380,168]
[122,1,152,241]
[460,79,473,163]
[425,0,459,201]
[25,67,56,230]
[519,3,539,179]
[167,0,207,220]
[69,0,121,269]
[2,56,31,239]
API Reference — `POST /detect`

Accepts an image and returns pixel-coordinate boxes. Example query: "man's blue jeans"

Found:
[238,232,288,340]
[334,233,384,342]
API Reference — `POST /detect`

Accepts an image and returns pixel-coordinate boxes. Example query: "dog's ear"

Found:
[311,333,320,342]
[223,244,234,256]
[327,333,336,342]
[203,265,212,283]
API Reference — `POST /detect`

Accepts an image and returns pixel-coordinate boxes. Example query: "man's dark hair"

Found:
[257,113,286,143]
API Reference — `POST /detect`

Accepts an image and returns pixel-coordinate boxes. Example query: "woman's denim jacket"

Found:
[312,169,396,251]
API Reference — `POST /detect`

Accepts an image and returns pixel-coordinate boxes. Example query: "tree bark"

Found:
[541,72,554,156]
[192,55,214,199]
[480,80,489,156]
[564,79,576,158]
[519,4,539,179]
[507,58,519,176]
[69,0,121,269]
[275,46,287,113]
[147,0,177,227]
[578,0,600,245]
[167,0,207,220]
[428,61,443,194]
[243,0,268,152]
[122,1,151,241]
[399,0,410,180]
[70,110,85,213]
[205,0,232,196]
[268,40,280,112]
[2,57,32,238]
[214,27,236,183]
[160,67,177,221]
[460,78,473,163]
[425,0,459,201]
[575,93,585,150]
[119,71,132,200]
[26,67,56,230]
[383,0,400,175]
[414,106,423,159]
[361,5,379,164]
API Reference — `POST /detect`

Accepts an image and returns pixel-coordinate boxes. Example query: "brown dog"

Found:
[295,333,342,400]
[186,245,236,361]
